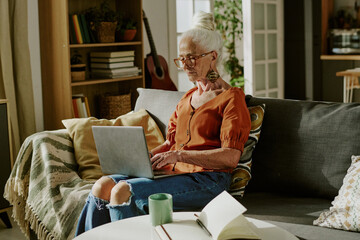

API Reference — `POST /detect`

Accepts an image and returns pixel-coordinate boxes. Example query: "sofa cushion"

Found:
[62,109,164,180]
[135,88,264,197]
[245,96,360,199]
[314,155,360,232]
[242,192,360,240]
[229,104,265,197]
[241,192,331,225]
[265,220,360,240]
[135,88,185,137]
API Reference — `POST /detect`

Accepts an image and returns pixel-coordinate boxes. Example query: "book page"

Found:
[155,219,211,240]
[199,191,248,239]
[219,215,260,240]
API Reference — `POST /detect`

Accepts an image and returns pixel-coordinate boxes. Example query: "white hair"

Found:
[181,11,223,68]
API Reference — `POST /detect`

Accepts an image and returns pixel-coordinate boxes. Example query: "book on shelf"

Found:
[79,14,91,43]
[72,14,83,44]
[90,50,135,58]
[77,14,87,43]
[69,15,77,44]
[92,69,141,79]
[90,56,135,63]
[86,18,97,43]
[155,191,261,240]
[90,62,134,69]
[72,94,90,118]
[91,66,139,74]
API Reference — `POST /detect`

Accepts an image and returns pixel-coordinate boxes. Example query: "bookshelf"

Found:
[38,0,144,130]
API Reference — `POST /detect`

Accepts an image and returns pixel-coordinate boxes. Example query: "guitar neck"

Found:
[143,12,161,68]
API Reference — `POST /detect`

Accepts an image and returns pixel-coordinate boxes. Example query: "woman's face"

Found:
[179,37,215,83]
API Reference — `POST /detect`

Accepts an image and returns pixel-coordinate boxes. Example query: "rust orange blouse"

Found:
[166,87,251,173]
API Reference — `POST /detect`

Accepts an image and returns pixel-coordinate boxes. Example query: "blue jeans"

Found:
[75,172,231,236]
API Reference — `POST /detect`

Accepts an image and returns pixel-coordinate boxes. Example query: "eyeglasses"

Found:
[174,51,213,69]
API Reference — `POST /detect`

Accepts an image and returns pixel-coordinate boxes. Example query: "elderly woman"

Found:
[75,11,251,236]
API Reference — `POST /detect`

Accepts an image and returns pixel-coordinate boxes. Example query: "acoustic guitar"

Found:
[143,10,177,91]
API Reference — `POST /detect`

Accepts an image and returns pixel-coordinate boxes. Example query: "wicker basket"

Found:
[99,93,131,119]
[97,22,117,43]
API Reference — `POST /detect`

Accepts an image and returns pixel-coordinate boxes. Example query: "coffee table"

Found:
[74,212,298,240]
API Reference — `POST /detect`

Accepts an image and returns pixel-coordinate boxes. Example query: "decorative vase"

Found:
[97,21,117,43]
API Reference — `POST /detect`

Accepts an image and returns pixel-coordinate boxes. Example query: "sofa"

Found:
[5,88,360,240]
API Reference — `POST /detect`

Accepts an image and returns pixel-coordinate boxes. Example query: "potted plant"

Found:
[70,51,86,81]
[84,0,122,43]
[118,18,137,41]
[214,0,244,88]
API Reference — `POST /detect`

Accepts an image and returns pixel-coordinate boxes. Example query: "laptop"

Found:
[92,126,184,179]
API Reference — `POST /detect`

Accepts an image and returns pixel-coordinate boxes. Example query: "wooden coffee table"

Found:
[74,212,298,240]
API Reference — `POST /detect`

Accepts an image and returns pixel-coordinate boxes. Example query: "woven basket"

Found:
[99,93,131,119]
[97,22,117,43]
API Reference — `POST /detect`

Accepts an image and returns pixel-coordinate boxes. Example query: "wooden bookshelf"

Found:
[38,0,144,130]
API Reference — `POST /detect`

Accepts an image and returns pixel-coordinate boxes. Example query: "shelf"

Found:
[321,55,360,60]
[70,41,142,48]
[39,0,144,129]
[71,75,143,86]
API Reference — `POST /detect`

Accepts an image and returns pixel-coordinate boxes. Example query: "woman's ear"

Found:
[212,51,218,60]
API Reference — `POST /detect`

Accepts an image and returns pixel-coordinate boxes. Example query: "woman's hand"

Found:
[151,151,181,170]
[191,80,224,109]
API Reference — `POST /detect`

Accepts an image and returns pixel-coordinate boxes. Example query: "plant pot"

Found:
[96,21,117,43]
[120,29,137,41]
[71,64,86,81]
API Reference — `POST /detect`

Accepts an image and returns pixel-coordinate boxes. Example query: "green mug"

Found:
[148,193,173,226]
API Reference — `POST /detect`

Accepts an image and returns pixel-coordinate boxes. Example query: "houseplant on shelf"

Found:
[70,51,86,81]
[118,18,137,41]
[84,0,122,43]
[214,0,244,88]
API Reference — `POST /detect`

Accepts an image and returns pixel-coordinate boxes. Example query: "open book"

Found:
[155,191,260,240]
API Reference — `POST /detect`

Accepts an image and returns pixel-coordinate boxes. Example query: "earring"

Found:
[206,68,220,83]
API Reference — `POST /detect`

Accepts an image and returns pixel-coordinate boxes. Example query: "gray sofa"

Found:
[135,88,360,240]
[5,87,360,240]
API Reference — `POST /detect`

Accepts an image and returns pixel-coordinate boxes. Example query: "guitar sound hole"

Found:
[156,67,164,78]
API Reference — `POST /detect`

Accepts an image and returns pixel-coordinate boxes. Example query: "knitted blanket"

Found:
[4,130,93,240]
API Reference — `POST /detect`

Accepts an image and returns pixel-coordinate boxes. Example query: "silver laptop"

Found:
[92,126,183,179]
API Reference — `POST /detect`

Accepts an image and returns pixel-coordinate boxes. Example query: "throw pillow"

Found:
[62,109,164,181]
[229,104,266,197]
[313,155,360,232]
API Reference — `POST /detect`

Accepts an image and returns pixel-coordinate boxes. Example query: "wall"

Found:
[142,0,172,83]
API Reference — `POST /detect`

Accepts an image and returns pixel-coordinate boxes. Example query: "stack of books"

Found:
[90,51,141,78]
[69,14,96,44]
[72,94,90,118]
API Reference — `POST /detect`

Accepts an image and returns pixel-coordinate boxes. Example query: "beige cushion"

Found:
[313,155,360,232]
[62,109,164,181]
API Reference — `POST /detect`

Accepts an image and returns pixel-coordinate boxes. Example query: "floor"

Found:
[0,208,27,240]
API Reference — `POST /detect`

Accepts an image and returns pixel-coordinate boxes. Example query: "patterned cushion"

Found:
[314,155,360,232]
[229,104,265,197]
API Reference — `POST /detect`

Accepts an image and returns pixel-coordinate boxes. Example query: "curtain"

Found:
[0,0,36,159]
